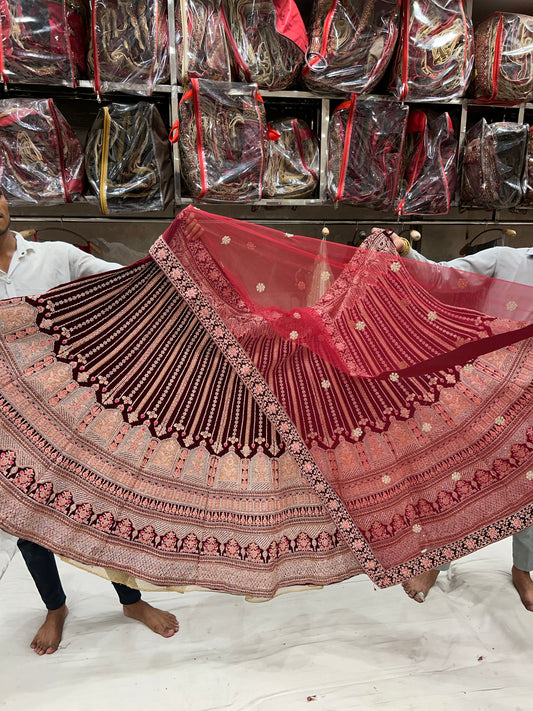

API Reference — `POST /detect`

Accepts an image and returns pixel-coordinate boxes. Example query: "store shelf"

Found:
[1,0,533,236]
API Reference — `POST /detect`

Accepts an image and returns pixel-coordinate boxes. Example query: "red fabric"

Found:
[273,0,309,53]
[0,206,532,596]
[169,208,533,380]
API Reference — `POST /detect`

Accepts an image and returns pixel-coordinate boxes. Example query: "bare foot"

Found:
[512,566,533,611]
[402,569,440,603]
[123,600,179,637]
[30,604,69,655]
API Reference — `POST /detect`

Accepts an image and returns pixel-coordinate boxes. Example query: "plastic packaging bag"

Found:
[389,0,473,101]
[175,0,232,84]
[85,102,173,214]
[176,78,267,201]
[0,0,87,86]
[220,0,307,90]
[396,110,457,215]
[475,13,533,103]
[460,119,528,209]
[522,126,533,206]
[328,96,409,209]
[88,0,169,95]
[0,98,84,204]
[263,118,319,198]
[302,0,401,96]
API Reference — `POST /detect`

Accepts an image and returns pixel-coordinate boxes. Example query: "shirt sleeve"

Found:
[405,247,498,278]
[66,244,123,280]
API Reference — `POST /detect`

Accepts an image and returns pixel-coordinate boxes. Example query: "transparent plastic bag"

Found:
[328,96,409,209]
[220,0,306,90]
[523,127,533,206]
[85,102,173,214]
[88,0,169,95]
[302,0,401,96]
[396,110,457,215]
[460,119,528,209]
[0,0,87,86]
[0,98,84,205]
[175,0,232,84]
[263,118,319,198]
[475,13,533,103]
[389,0,473,101]
[176,78,267,201]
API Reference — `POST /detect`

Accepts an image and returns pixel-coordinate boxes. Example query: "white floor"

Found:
[0,538,531,711]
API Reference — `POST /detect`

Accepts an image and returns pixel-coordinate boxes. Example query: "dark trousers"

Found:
[17,538,141,610]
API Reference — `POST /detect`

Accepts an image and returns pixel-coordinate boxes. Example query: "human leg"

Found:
[17,539,68,655]
[512,526,533,611]
[112,581,179,637]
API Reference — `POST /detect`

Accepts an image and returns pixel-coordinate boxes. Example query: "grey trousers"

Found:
[438,525,533,572]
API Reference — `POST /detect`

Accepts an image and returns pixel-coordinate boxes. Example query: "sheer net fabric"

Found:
[0,206,532,597]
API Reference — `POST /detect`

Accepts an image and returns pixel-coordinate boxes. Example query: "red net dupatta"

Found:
[0,205,532,597]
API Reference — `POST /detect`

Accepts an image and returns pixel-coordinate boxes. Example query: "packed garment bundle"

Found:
[219,0,307,90]
[88,0,170,95]
[0,0,87,86]
[175,0,232,83]
[327,95,409,209]
[302,0,401,96]
[0,98,84,204]
[84,101,174,214]
[0,207,533,598]
[474,12,533,103]
[460,119,529,209]
[177,78,267,200]
[263,118,319,198]
[389,0,473,101]
[396,110,458,215]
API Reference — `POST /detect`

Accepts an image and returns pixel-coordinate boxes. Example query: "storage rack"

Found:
[1,0,533,251]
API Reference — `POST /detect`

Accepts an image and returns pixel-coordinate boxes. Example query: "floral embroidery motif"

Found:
[390,262,401,273]
[293,312,301,319]
[321,271,331,281]
[382,475,391,484]
[506,301,517,312]
[321,380,331,389]
[526,471,533,481]
[351,427,363,438]
[452,472,462,481]
[0,213,531,600]
[289,331,299,340]
[412,524,422,533]
[355,321,365,331]
[427,311,437,322]
[421,422,432,432]
[256,283,266,293]
[389,372,399,382]
[221,236,231,245]
[495,416,506,426]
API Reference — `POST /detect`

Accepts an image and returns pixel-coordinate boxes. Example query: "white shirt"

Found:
[0,233,123,299]
[406,246,533,287]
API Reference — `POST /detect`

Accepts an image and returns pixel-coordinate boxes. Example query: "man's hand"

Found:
[369,228,407,255]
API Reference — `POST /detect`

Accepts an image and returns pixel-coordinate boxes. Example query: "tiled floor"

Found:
[0,537,531,711]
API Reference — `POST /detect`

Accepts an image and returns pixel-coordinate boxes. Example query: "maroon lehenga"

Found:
[0,206,532,598]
